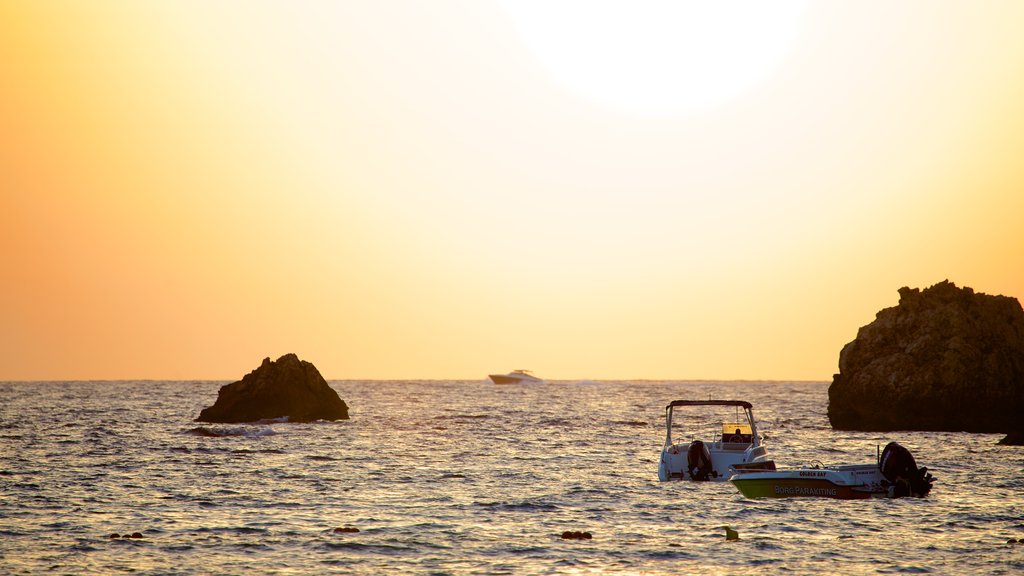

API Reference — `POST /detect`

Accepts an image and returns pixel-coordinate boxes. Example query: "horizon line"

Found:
[0,377,833,384]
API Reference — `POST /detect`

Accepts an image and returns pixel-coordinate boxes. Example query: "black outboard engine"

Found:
[687,440,715,481]
[879,442,934,497]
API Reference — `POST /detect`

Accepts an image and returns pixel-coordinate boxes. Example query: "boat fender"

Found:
[879,442,934,497]
[687,440,714,481]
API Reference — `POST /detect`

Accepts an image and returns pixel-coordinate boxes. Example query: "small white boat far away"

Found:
[658,399,775,481]
[487,370,544,385]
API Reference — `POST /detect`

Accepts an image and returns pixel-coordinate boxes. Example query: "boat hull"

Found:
[488,374,542,384]
[732,476,876,499]
[658,444,773,481]
[730,465,890,499]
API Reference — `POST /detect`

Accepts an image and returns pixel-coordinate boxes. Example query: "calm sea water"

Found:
[1,380,1022,575]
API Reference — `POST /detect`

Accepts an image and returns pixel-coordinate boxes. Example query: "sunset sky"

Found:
[3,1,1023,381]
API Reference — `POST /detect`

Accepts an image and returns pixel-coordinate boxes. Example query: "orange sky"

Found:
[3,1,1023,380]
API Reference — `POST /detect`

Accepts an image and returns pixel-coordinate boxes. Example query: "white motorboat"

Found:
[657,399,775,481]
[729,441,935,499]
[487,370,544,385]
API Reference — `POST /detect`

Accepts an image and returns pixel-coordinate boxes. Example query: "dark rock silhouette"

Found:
[828,281,1024,432]
[196,354,349,423]
[998,431,1024,445]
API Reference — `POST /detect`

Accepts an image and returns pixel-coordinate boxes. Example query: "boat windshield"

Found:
[666,401,756,446]
[721,423,753,443]
[722,423,752,435]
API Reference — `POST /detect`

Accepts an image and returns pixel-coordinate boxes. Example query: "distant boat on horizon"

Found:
[487,370,544,385]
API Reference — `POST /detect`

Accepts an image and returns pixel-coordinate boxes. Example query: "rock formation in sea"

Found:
[196,353,349,423]
[998,431,1024,446]
[828,281,1024,432]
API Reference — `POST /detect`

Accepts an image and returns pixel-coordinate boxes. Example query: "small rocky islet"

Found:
[196,353,348,423]
[828,280,1024,443]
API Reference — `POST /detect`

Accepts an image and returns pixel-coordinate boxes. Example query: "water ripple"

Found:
[1,380,1021,574]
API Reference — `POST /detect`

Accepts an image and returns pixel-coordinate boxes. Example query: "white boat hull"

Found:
[488,371,543,384]
[730,443,935,499]
[729,464,893,499]
[658,442,774,481]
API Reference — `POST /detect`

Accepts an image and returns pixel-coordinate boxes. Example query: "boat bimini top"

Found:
[665,400,753,409]
[664,400,759,441]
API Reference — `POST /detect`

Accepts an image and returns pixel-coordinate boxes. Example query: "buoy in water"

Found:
[724,526,739,541]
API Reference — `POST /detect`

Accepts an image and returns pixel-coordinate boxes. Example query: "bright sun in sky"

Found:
[500,0,807,116]
[2,1,1023,380]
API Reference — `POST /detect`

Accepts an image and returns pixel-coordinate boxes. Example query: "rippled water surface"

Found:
[2,380,1022,574]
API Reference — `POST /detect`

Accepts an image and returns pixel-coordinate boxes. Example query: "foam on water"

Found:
[1,380,1022,574]
[186,426,278,438]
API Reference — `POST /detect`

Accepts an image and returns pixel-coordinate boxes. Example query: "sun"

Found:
[500,0,807,117]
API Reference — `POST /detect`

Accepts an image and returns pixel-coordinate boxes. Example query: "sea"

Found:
[1,380,1022,575]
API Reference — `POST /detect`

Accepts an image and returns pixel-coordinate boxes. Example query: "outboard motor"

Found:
[687,440,715,481]
[879,442,934,497]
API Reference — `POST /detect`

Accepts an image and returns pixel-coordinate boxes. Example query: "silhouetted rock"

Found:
[196,354,349,423]
[828,281,1024,432]
[998,431,1024,446]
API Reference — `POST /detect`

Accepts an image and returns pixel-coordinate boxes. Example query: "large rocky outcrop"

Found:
[828,281,1024,432]
[196,354,349,423]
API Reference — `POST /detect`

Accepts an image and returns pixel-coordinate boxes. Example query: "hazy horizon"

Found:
[0,375,832,383]
[3,1,1022,381]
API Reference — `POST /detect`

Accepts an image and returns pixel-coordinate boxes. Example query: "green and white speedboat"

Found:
[729,442,934,499]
